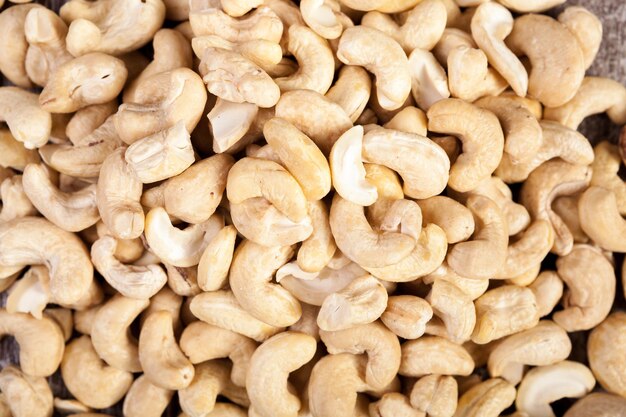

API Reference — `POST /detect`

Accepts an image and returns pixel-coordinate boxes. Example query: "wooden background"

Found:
[0,1,625,416]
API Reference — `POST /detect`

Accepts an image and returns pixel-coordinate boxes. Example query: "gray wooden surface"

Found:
[0,1,624,416]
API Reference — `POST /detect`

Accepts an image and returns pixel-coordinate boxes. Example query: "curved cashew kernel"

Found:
[544,77,626,129]
[60,0,165,56]
[275,24,335,94]
[558,7,602,69]
[363,127,450,199]
[330,126,378,206]
[417,196,474,244]
[125,121,194,183]
[317,274,387,331]
[320,321,400,390]
[516,361,595,417]
[230,240,300,327]
[0,309,64,377]
[370,393,422,417]
[122,375,174,417]
[506,14,584,107]
[428,99,504,192]
[471,2,528,97]
[61,336,133,409]
[409,375,457,417]
[297,200,336,273]
[139,310,194,390]
[264,117,331,201]
[91,294,149,372]
[145,208,223,267]
[588,312,626,397]
[383,106,427,136]
[277,261,366,306]
[24,7,73,87]
[142,154,234,224]
[190,290,284,342]
[96,147,144,240]
[208,99,259,154]
[308,353,369,417]
[247,332,317,417]
[472,285,539,344]
[6,266,50,319]
[432,27,476,66]
[554,245,616,332]
[424,261,490,297]
[380,295,433,339]
[197,225,237,291]
[497,120,594,184]
[520,160,592,256]
[446,195,508,279]
[180,321,257,386]
[0,175,38,222]
[190,6,283,43]
[0,128,40,170]
[487,320,571,385]
[474,95,542,165]
[455,378,516,417]
[426,279,476,344]
[0,217,93,306]
[118,68,207,145]
[590,142,626,215]
[0,87,51,150]
[329,195,416,268]
[22,163,99,232]
[495,220,554,279]
[275,89,353,155]
[407,48,450,111]
[529,271,564,317]
[326,65,371,123]
[337,26,411,111]
[39,53,127,114]
[124,28,193,102]
[199,48,280,108]
[179,360,250,417]
[446,45,508,102]
[66,101,117,145]
[400,336,474,377]
[140,285,183,331]
[564,393,626,417]
[0,366,52,417]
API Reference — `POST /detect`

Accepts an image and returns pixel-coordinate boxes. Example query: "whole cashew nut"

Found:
[588,312,626,397]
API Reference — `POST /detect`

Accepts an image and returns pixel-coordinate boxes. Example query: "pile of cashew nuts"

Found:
[0,0,626,416]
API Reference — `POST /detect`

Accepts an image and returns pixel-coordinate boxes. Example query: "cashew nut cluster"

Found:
[0,0,624,416]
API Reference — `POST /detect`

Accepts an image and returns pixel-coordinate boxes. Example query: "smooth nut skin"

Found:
[588,312,626,397]
[247,332,317,417]
[61,336,133,409]
[0,87,52,150]
[417,196,474,244]
[381,295,432,340]
[0,366,53,417]
[400,336,474,377]
[578,186,626,253]
[564,393,626,417]
[122,375,174,417]
[455,378,516,417]
[409,374,458,417]
[190,6,283,43]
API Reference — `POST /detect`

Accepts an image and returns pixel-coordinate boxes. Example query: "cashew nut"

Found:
[0,366,53,417]
[587,312,626,397]
[0,87,51,150]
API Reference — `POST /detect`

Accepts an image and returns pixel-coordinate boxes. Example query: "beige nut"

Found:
[455,378,516,417]
[6,266,51,319]
[122,375,174,417]
[0,87,51,150]
[427,99,504,193]
[190,5,283,43]
[495,220,554,279]
[0,128,40,170]
[61,335,133,409]
[578,186,626,252]
[0,175,38,222]
[325,65,371,123]
[587,312,626,397]
[425,279,476,344]
[60,0,165,56]
[139,310,195,390]
[297,200,336,273]
[197,225,237,291]
[370,393,422,417]
[247,332,317,417]
[423,263,489,300]
[516,361,595,417]
[564,393,626,417]
[590,141,626,215]
[417,196,474,244]
[553,245,616,332]
[381,295,432,340]
[529,271,564,317]
[0,366,53,417]
[446,45,508,102]
[409,375,457,417]
[558,6,603,69]
[400,336,474,377]
[472,284,539,344]
[407,48,450,111]
[506,14,584,107]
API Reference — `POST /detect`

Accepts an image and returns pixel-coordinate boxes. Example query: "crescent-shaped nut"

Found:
[190,5,283,43]
[417,196,475,244]
[325,65,371,123]
[558,6,603,70]
[587,312,626,397]
[425,279,476,344]
[578,186,626,253]
[122,375,174,417]
[296,200,336,273]
[197,225,238,292]
[0,87,51,150]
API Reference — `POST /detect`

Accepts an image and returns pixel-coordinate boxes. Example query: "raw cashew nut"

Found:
[506,14,585,107]
[61,335,133,409]
[409,374,458,417]
[495,220,554,279]
[406,48,449,111]
[91,294,149,372]
[22,163,99,232]
[425,279,476,344]
[417,196,475,244]
[400,336,474,377]
[60,0,165,56]
[0,175,38,222]
[588,312,626,397]
[197,225,238,291]
[300,0,346,40]
[554,245,616,332]
[471,2,528,97]
[190,6,283,43]
[337,26,411,111]
[446,46,508,102]
[122,375,174,417]
[325,65,371,123]
[558,6,603,69]
[578,186,626,252]
[516,361,595,417]
[0,128,40,170]
[590,141,626,215]
[0,87,51,150]
[0,366,53,417]
[6,266,50,319]
[247,332,317,417]
[529,271,564,317]
[320,321,400,390]
[564,393,626,417]
[455,378,516,417]
[381,295,432,340]
[0,309,64,377]
[317,274,388,331]
[427,99,504,192]
[487,320,572,385]
[138,310,195,390]
[297,200,336,273]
